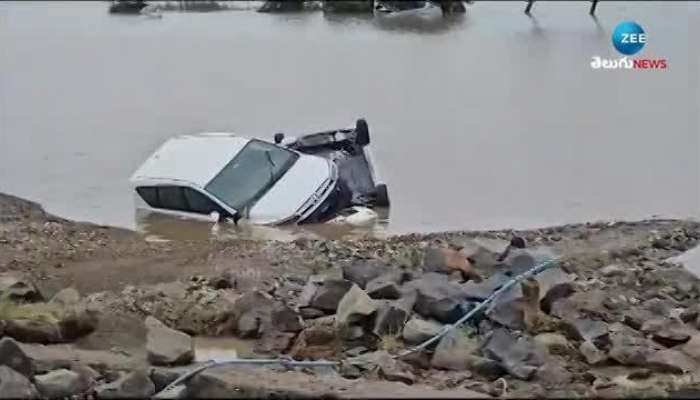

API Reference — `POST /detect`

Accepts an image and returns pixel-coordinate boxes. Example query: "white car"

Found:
[130,119,389,225]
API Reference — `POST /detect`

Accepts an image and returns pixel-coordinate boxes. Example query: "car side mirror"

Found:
[273,133,285,144]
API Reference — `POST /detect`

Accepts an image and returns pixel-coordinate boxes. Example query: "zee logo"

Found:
[612,21,646,55]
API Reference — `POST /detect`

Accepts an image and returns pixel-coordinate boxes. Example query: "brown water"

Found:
[1,1,698,241]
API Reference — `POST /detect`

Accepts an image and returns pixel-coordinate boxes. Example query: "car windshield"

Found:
[205,140,298,212]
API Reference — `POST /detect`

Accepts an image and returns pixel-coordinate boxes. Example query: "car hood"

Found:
[248,154,332,224]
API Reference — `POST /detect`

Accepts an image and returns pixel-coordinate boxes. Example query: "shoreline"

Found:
[2,190,700,398]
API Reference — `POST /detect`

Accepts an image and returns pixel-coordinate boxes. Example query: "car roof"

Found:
[130,133,252,187]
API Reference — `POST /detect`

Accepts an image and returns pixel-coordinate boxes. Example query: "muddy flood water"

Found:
[1,1,698,241]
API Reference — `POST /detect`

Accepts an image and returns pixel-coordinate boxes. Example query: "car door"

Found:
[136,185,231,220]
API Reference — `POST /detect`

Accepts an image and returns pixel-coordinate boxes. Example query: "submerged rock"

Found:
[145,316,194,366]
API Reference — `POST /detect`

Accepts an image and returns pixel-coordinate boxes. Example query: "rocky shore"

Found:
[2,192,700,398]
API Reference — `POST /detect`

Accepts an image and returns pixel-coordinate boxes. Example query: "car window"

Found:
[157,186,188,211]
[205,140,298,212]
[183,187,225,215]
[136,187,158,208]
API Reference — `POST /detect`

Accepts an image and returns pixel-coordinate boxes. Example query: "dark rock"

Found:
[465,356,506,380]
[533,333,571,355]
[149,367,183,392]
[57,307,99,341]
[372,298,412,337]
[299,307,325,320]
[534,362,572,387]
[145,316,194,366]
[640,318,691,347]
[271,304,304,333]
[565,318,609,345]
[0,366,39,398]
[500,247,558,276]
[627,369,652,380]
[680,306,700,324]
[338,361,361,379]
[408,273,469,323]
[486,298,525,330]
[646,349,697,374]
[398,350,431,370]
[366,273,402,300]
[679,334,700,360]
[310,279,353,312]
[431,330,479,371]
[0,273,43,302]
[342,262,388,289]
[352,351,415,385]
[3,319,61,343]
[95,369,155,399]
[461,272,509,301]
[579,341,607,365]
[0,337,34,379]
[402,317,443,345]
[35,368,84,398]
[482,329,546,380]
[254,331,296,354]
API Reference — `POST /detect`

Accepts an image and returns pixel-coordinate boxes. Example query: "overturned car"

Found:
[130,119,389,225]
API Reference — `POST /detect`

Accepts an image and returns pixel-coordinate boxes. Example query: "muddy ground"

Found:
[2,192,700,398]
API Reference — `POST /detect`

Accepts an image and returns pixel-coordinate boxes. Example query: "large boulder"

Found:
[35,369,84,398]
[640,318,692,347]
[407,273,469,323]
[0,366,39,399]
[482,329,546,380]
[95,369,155,399]
[372,298,413,337]
[0,337,34,379]
[366,272,403,300]
[336,285,377,337]
[310,280,354,312]
[0,273,43,302]
[145,316,194,366]
[402,317,444,345]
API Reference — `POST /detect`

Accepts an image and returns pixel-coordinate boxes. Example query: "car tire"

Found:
[355,118,370,146]
[373,184,390,207]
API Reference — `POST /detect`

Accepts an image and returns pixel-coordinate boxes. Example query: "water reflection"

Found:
[135,208,390,241]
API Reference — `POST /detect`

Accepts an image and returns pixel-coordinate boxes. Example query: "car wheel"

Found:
[373,183,390,207]
[355,118,370,146]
